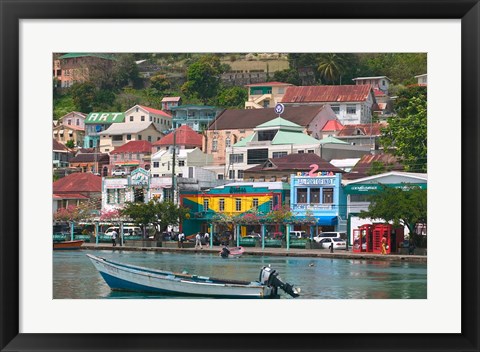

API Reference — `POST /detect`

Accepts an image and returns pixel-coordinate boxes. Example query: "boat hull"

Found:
[87,254,273,298]
[53,240,84,250]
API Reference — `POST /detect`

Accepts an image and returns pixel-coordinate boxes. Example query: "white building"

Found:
[414,74,427,85]
[352,76,391,95]
[150,148,213,179]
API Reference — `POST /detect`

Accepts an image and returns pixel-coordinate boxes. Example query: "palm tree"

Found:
[317,54,347,84]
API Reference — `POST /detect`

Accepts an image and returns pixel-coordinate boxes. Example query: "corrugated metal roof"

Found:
[153,125,202,147]
[69,153,109,163]
[321,120,344,131]
[209,105,327,130]
[53,173,102,193]
[245,81,293,87]
[282,85,373,103]
[161,97,181,102]
[343,154,404,180]
[337,122,388,137]
[138,105,171,118]
[352,76,391,81]
[99,122,156,135]
[245,153,344,173]
[110,140,153,154]
[53,139,69,152]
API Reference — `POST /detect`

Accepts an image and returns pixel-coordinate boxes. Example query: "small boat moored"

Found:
[53,240,84,250]
[220,246,245,258]
[87,254,300,299]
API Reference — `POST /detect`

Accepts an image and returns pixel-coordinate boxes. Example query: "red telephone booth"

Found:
[352,229,362,252]
[372,223,405,254]
[353,224,374,252]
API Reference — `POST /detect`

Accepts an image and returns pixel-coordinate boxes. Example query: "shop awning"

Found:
[53,130,58,134]
[317,216,338,226]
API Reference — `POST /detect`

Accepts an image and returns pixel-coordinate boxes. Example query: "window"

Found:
[178,160,185,167]
[230,153,244,164]
[346,105,357,114]
[237,170,244,179]
[203,198,209,211]
[76,119,80,126]
[269,199,274,211]
[218,174,224,180]
[272,151,287,158]
[136,108,139,112]
[308,150,315,154]
[278,87,285,94]
[188,167,194,178]
[126,134,131,140]
[253,198,259,209]
[149,116,152,122]
[229,170,235,179]
[141,116,145,121]
[107,189,116,204]
[138,135,142,140]
[310,188,320,204]
[298,150,305,154]
[212,138,218,152]
[258,130,277,141]
[67,119,72,125]
[153,162,159,168]
[382,80,386,85]
[136,153,140,160]
[247,148,268,165]
[130,116,134,122]
[112,135,122,141]
[225,136,231,148]
[297,188,307,203]
[148,136,152,142]
[330,105,340,114]
[350,194,370,202]
[323,188,334,203]
[219,199,225,211]
[235,198,242,211]
[263,100,270,108]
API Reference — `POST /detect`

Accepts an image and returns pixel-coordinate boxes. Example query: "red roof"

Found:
[344,154,404,180]
[245,81,293,87]
[282,85,373,103]
[322,120,344,132]
[53,193,89,200]
[138,105,172,118]
[53,172,102,193]
[373,88,386,97]
[153,125,202,147]
[53,139,69,152]
[337,122,388,137]
[110,140,153,154]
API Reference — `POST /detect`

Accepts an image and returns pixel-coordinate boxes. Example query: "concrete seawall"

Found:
[81,243,427,263]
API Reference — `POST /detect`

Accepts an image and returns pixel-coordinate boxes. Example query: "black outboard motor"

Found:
[259,266,300,298]
[220,247,230,259]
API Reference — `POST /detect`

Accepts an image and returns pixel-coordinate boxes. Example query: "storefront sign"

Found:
[295,177,335,185]
[229,187,247,194]
[130,168,149,186]
[344,183,427,194]
[296,164,336,177]
[85,112,125,124]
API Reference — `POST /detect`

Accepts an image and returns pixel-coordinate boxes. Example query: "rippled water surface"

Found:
[53,250,427,299]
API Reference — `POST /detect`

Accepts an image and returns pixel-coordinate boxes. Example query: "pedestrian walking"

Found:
[178,232,185,248]
[329,241,334,253]
[381,236,387,254]
[111,230,117,247]
[204,231,210,245]
[195,232,202,249]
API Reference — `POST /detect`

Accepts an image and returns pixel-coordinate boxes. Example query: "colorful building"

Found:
[290,172,347,234]
[170,105,222,132]
[83,112,125,149]
[180,182,290,236]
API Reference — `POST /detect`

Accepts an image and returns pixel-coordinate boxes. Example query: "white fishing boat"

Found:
[87,254,299,299]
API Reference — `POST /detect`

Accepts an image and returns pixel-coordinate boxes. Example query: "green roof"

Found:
[319,136,349,145]
[58,53,116,61]
[233,134,254,147]
[256,117,301,129]
[271,130,320,145]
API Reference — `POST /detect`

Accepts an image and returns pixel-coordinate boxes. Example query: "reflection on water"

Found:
[53,250,427,299]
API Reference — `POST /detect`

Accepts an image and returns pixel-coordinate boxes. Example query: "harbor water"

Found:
[53,250,427,299]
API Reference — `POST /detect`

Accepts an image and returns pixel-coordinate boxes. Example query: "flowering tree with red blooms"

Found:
[265,204,293,225]
[53,205,83,222]
[99,209,124,222]
[234,210,264,225]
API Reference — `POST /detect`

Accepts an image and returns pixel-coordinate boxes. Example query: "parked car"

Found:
[245,231,261,239]
[313,232,347,243]
[289,231,307,239]
[104,226,141,237]
[318,237,347,250]
[112,169,128,176]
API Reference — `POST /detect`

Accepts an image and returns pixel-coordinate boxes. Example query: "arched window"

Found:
[212,138,218,152]
[225,136,231,148]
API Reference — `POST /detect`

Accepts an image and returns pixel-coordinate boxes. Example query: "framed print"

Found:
[1,0,479,351]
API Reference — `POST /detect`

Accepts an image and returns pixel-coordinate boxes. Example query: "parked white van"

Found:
[289,231,307,239]
[313,232,347,243]
[104,226,141,237]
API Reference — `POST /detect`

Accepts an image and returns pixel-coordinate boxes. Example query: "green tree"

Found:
[380,87,427,172]
[359,185,427,239]
[181,55,227,104]
[65,140,75,148]
[112,53,140,89]
[150,74,171,93]
[216,86,247,108]
[121,200,188,237]
[272,69,302,86]
[70,82,96,113]
[317,53,353,84]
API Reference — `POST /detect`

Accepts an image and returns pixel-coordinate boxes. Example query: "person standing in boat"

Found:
[111,230,117,247]
[195,232,202,249]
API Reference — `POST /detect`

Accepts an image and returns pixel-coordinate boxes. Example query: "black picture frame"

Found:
[1,1,478,351]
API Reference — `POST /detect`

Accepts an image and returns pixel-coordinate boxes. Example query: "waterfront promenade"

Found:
[81,242,427,263]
